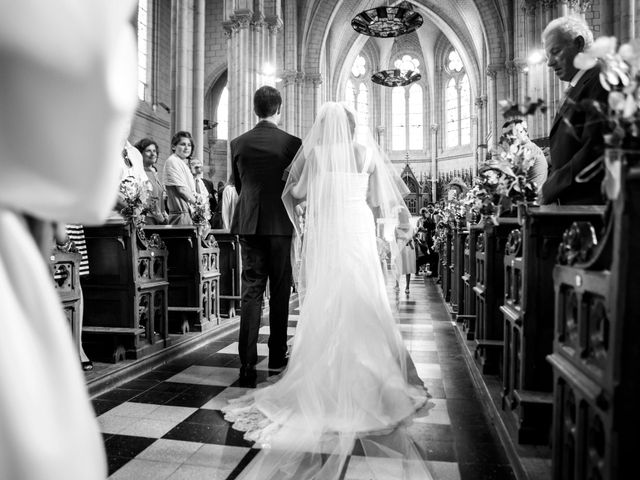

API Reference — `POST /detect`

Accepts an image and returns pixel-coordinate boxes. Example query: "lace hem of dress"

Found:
[222,386,432,449]
[222,398,280,447]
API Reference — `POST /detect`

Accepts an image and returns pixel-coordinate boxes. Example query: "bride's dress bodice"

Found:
[324,171,373,236]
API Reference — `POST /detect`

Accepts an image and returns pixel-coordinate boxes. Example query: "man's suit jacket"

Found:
[541,67,608,205]
[200,177,216,209]
[230,121,302,235]
[201,177,218,226]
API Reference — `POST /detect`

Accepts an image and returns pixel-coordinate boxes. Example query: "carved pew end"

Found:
[512,389,553,445]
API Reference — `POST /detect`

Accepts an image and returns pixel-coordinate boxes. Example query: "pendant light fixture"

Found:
[371,37,421,88]
[351,1,423,38]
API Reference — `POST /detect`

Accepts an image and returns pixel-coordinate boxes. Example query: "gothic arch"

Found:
[301,0,506,95]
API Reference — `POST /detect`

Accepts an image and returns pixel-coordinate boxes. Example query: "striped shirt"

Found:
[66,224,89,276]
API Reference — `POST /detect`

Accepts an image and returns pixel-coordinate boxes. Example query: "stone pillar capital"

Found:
[222,20,238,39]
[486,64,503,79]
[265,15,283,34]
[307,73,323,86]
[475,96,487,108]
[522,0,537,16]
[430,124,439,133]
[233,10,252,29]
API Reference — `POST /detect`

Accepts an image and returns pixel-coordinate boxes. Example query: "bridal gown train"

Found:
[223,171,434,480]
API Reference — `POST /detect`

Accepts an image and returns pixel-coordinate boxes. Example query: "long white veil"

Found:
[282,102,409,302]
[224,102,434,480]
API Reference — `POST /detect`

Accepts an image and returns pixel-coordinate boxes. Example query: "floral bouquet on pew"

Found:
[190,192,212,227]
[119,175,152,228]
[463,157,515,227]
[494,128,540,207]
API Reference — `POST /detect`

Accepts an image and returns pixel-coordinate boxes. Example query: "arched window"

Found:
[357,83,369,128]
[408,84,423,150]
[392,87,406,151]
[445,78,458,147]
[345,55,370,128]
[391,54,424,151]
[459,75,471,145]
[345,80,356,111]
[216,86,229,140]
[444,49,471,148]
[137,0,149,101]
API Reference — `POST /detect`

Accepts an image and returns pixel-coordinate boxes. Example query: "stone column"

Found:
[236,11,252,134]
[430,124,439,202]
[470,115,478,176]
[171,0,191,131]
[307,73,323,122]
[192,0,205,163]
[281,70,298,135]
[486,65,500,150]
[266,17,282,87]
[475,95,487,163]
[295,72,306,137]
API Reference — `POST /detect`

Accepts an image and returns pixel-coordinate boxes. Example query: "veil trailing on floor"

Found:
[223,102,434,480]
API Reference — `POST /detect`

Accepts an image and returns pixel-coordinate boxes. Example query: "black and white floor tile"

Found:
[94,275,515,480]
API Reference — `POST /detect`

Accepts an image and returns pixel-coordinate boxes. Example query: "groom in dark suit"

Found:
[540,15,608,205]
[230,86,302,383]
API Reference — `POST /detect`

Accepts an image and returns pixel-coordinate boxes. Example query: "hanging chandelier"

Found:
[351,2,423,38]
[371,68,421,87]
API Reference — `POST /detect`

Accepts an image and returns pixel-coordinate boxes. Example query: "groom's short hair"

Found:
[254,86,282,118]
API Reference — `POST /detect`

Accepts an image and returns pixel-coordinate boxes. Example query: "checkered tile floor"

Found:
[93,275,515,480]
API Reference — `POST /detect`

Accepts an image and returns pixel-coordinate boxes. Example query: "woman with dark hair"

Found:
[162,130,197,225]
[135,138,168,224]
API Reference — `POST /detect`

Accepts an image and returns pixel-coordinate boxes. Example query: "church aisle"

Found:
[94,275,515,480]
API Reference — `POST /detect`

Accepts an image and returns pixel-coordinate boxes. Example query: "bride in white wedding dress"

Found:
[223,102,434,479]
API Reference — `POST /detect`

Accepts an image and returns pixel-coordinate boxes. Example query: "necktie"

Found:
[196,179,201,194]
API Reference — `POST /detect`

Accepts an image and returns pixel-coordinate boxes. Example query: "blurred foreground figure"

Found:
[0,1,138,479]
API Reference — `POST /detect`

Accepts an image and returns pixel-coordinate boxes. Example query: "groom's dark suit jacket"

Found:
[230,121,301,234]
[541,67,608,205]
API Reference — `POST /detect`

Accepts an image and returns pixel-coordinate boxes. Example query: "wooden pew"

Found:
[144,226,221,333]
[460,226,480,339]
[50,244,83,359]
[82,220,170,362]
[473,217,518,375]
[500,205,604,444]
[452,228,468,318]
[209,230,241,318]
[438,224,453,301]
[548,153,640,479]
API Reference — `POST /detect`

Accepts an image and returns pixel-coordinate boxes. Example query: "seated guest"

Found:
[541,15,608,205]
[163,131,197,225]
[55,224,94,370]
[501,119,548,193]
[221,173,239,231]
[135,138,168,225]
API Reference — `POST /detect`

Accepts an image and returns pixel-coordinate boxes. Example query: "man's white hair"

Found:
[542,15,594,50]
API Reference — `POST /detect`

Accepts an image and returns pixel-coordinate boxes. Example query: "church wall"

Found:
[205,0,230,185]
[130,0,173,171]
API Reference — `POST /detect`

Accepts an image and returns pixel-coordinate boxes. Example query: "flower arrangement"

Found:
[460,98,548,226]
[190,192,212,226]
[119,175,152,227]
[573,37,640,149]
